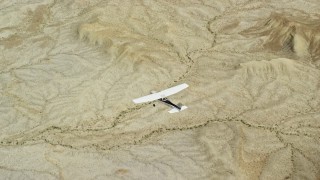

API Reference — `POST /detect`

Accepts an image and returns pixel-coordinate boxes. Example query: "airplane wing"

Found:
[132,93,163,103]
[132,83,189,104]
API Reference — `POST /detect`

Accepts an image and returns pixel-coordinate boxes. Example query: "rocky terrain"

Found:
[0,0,320,179]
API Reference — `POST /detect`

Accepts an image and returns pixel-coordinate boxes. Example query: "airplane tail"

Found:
[168,105,188,113]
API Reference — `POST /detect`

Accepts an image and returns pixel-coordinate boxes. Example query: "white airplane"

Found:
[132,83,189,113]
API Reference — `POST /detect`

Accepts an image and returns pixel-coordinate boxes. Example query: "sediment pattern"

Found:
[0,0,320,179]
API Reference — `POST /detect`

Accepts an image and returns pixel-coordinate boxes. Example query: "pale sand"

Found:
[0,0,320,179]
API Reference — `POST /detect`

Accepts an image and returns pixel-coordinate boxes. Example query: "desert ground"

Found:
[0,0,320,179]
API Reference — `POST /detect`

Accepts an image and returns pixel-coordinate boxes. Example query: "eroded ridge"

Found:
[0,0,320,179]
[242,13,320,65]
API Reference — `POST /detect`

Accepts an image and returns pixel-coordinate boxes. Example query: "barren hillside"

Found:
[0,0,319,179]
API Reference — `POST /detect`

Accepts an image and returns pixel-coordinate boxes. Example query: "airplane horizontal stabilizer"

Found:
[168,106,187,113]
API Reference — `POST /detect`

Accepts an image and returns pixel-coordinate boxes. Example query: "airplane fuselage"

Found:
[150,91,181,110]
[158,98,181,110]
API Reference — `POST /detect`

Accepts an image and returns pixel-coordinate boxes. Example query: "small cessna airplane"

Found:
[132,83,189,113]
